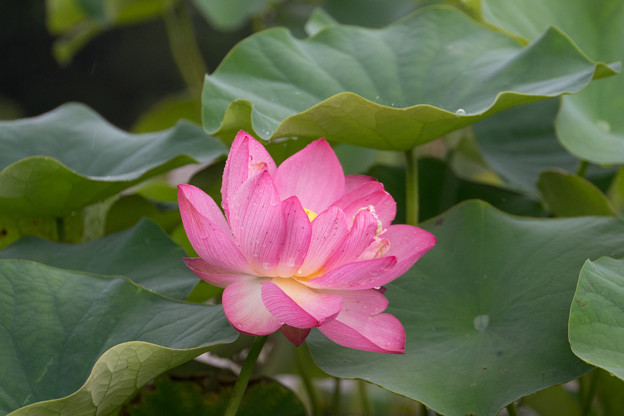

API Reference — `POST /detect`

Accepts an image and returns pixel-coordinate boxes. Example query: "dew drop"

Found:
[456,108,466,115]
[596,119,611,132]
[474,314,489,333]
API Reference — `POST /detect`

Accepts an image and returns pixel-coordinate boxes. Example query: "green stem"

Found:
[358,380,372,416]
[505,402,519,416]
[576,160,589,178]
[294,344,321,416]
[330,378,341,416]
[163,0,207,91]
[581,370,599,416]
[55,217,66,243]
[405,148,419,226]
[224,336,267,416]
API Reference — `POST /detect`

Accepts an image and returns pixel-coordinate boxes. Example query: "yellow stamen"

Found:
[304,208,317,222]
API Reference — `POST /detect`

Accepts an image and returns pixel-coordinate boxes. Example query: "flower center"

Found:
[304,208,317,222]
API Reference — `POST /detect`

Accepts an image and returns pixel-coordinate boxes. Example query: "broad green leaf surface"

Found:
[474,99,578,193]
[308,201,624,416]
[476,0,624,164]
[0,220,197,299]
[538,170,616,217]
[0,260,237,416]
[569,257,624,380]
[0,103,226,217]
[202,6,616,150]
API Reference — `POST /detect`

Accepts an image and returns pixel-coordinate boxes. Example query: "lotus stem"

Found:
[224,335,268,416]
[358,379,372,416]
[163,0,207,91]
[576,160,589,177]
[506,402,519,416]
[405,148,419,225]
[295,344,321,416]
[331,378,341,416]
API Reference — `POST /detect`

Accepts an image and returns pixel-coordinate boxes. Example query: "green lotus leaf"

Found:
[538,170,616,217]
[202,6,616,150]
[569,257,624,380]
[0,219,196,299]
[308,200,624,416]
[0,103,226,217]
[475,0,624,164]
[0,260,237,416]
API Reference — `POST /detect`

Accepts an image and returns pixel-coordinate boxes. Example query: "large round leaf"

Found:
[474,98,614,195]
[474,99,578,194]
[0,260,237,416]
[475,0,624,164]
[569,257,624,380]
[202,6,616,150]
[0,219,198,299]
[307,201,624,416]
[0,103,226,217]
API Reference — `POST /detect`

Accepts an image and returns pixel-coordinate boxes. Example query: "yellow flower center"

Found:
[304,208,317,222]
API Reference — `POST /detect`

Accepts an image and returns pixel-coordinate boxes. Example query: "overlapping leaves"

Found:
[475,0,624,164]
[569,257,624,380]
[202,6,616,150]
[0,260,237,415]
[308,201,624,416]
[0,103,226,217]
[0,220,198,299]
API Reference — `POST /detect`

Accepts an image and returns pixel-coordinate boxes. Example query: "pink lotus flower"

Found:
[178,131,436,353]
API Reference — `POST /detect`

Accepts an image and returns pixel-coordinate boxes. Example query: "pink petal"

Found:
[332,181,396,228]
[261,279,342,328]
[318,289,405,354]
[322,209,379,271]
[275,197,312,277]
[183,257,254,288]
[273,139,346,213]
[222,131,277,220]
[304,257,397,290]
[379,224,437,282]
[222,279,282,335]
[228,171,286,275]
[345,174,376,193]
[178,184,230,232]
[178,185,255,274]
[297,206,348,276]
[280,325,311,346]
